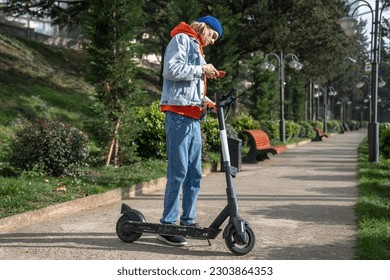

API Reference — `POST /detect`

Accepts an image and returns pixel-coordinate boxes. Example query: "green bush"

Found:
[229,112,260,134]
[327,120,341,133]
[0,126,15,163]
[361,121,368,128]
[346,120,360,130]
[380,123,390,159]
[133,101,166,159]
[299,121,315,139]
[132,103,239,158]
[285,120,301,141]
[309,120,323,130]
[10,120,89,176]
[260,120,279,141]
[228,112,259,145]
[202,116,220,152]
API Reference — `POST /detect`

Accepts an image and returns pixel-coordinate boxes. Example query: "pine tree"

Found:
[140,0,204,85]
[83,0,144,166]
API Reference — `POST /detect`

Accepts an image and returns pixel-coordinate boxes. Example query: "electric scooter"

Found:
[115,89,256,255]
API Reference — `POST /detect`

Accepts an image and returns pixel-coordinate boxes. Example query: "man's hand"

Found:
[202,64,219,79]
[204,101,217,113]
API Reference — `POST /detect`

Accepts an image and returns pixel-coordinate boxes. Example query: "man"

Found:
[158,16,223,246]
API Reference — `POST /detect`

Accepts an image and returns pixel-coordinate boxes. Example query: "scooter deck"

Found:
[124,221,222,240]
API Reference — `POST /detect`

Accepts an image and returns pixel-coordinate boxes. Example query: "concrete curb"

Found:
[286,139,311,149]
[0,167,215,233]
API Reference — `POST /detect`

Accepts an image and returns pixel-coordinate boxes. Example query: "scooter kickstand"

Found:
[207,239,212,246]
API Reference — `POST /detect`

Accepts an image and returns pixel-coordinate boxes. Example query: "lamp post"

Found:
[356,75,372,122]
[356,75,385,123]
[313,89,321,121]
[355,105,367,127]
[314,85,337,133]
[261,52,303,142]
[338,0,389,162]
[336,98,352,125]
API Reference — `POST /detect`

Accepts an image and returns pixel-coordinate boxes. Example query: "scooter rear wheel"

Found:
[224,223,255,255]
[116,210,145,243]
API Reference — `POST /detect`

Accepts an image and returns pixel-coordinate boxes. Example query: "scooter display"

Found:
[116,89,256,255]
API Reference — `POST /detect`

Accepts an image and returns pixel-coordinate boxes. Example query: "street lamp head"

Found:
[260,62,276,72]
[363,95,371,103]
[288,60,298,69]
[328,87,337,96]
[378,77,386,88]
[288,60,303,70]
[356,81,365,88]
[314,85,324,97]
[338,16,359,36]
[344,28,358,37]
[268,64,276,72]
[295,62,303,70]
[260,62,270,70]
[338,16,358,30]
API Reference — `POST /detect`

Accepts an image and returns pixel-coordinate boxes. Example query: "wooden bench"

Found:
[312,127,328,141]
[241,130,288,163]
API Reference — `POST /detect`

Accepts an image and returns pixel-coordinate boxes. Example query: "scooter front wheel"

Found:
[224,223,255,255]
[116,210,145,243]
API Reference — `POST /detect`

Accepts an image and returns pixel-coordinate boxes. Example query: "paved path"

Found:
[0,130,366,260]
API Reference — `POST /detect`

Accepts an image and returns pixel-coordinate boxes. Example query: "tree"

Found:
[140,0,242,103]
[1,0,371,128]
[240,52,279,122]
[140,0,204,85]
[235,0,365,122]
[83,0,144,166]
[0,0,88,27]
[197,1,242,98]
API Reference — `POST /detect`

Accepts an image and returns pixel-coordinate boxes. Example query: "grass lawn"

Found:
[0,159,167,219]
[356,141,390,259]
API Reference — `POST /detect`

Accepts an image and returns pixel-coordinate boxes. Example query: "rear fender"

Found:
[120,203,146,222]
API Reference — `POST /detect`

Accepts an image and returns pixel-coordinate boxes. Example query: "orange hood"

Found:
[170,22,204,55]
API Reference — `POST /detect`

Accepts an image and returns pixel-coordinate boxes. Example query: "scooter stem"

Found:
[216,91,247,242]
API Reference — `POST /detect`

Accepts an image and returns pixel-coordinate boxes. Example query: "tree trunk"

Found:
[105,117,121,167]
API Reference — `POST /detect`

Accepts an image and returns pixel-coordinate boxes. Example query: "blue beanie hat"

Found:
[196,15,223,38]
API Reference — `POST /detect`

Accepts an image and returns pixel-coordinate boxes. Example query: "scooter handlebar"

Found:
[216,88,238,108]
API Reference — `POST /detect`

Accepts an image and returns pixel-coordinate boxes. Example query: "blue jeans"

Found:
[160,112,202,225]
